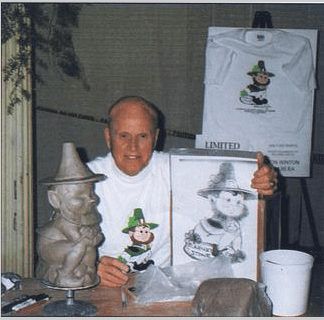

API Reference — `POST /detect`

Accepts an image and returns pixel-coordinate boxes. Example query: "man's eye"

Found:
[139,134,147,139]
[120,133,129,139]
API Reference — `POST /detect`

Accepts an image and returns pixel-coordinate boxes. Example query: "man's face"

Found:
[104,101,158,176]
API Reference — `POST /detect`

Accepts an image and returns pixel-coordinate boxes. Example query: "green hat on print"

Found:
[122,208,159,234]
[247,60,275,77]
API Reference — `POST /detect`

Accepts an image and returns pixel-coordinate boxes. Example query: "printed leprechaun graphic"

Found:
[240,60,275,107]
[117,208,158,272]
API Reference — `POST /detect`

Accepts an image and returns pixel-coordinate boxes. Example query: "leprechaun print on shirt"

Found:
[239,60,275,113]
[117,208,159,272]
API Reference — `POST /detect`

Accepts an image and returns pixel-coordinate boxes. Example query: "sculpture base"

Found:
[41,276,100,317]
[43,299,97,317]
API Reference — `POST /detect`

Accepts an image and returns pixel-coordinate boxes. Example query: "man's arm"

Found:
[251,152,278,196]
[97,256,130,288]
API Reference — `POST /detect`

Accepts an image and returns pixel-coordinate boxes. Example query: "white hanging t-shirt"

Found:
[202,29,316,139]
[87,151,171,268]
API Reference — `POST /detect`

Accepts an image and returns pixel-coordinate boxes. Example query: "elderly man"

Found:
[87,96,277,288]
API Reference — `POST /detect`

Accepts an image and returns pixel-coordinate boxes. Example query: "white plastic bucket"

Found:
[260,249,314,316]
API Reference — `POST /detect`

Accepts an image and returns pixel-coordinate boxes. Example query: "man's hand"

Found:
[97,256,129,288]
[251,152,278,196]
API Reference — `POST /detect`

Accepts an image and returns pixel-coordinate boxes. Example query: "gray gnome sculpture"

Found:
[36,142,106,288]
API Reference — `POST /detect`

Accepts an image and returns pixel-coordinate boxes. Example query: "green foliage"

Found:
[1,3,89,114]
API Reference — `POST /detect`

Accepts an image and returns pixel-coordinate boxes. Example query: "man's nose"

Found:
[129,137,138,151]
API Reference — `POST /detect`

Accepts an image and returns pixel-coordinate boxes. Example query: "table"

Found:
[2,274,193,317]
[3,260,323,317]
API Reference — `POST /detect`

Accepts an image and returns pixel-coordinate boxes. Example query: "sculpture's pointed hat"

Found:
[40,142,106,185]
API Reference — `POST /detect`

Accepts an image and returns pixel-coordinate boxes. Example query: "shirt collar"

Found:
[110,152,154,184]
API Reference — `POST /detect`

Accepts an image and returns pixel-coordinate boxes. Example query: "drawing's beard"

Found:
[211,204,249,221]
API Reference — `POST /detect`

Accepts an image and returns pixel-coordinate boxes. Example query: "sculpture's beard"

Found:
[59,206,101,226]
[80,207,101,226]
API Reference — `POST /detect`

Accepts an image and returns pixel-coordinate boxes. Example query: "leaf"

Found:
[2,3,88,112]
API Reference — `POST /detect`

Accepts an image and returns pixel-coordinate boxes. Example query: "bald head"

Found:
[107,96,158,132]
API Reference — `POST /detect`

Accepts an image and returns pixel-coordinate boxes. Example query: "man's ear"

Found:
[47,190,61,210]
[154,129,160,148]
[103,127,111,149]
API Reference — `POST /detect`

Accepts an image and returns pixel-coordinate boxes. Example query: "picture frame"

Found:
[169,148,264,281]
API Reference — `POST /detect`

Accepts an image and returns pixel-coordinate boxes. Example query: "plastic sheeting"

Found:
[134,257,234,304]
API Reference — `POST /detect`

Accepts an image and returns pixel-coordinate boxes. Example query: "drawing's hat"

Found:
[247,60,275,77]
[122,208,159,233]
[197,162,257,200]
[40,142,106,185]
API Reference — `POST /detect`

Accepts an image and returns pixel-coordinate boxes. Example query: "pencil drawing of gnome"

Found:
[184,162,257,263]
[36,142,106,288]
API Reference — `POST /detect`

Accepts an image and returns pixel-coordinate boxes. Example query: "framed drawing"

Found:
[170,148,264,281]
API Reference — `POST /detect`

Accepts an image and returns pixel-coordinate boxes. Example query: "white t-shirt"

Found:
[87,151,171,268]
[202,29,316,138]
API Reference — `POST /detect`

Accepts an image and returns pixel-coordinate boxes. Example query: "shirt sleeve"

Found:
[282,36,316,91]
[204,43,236,85]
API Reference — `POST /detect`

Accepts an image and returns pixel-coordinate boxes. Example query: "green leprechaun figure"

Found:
[117,208,159,272]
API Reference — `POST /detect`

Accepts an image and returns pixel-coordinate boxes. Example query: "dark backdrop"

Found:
[35,3,324,248]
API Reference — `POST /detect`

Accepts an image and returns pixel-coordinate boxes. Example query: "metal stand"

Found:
[252,11,273,28]
[42,276,99,317]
